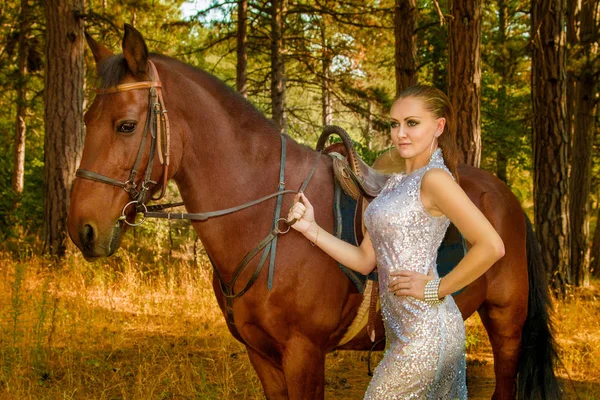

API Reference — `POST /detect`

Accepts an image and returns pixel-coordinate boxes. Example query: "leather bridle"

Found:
[76,60,170,226]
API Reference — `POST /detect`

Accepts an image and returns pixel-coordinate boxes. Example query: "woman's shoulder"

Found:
[423,166,453,180]
[421,167,457,194]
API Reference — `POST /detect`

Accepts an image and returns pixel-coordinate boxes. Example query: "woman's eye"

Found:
[117,121,137,134]
[390,121,399,128]
[407,120,418,127]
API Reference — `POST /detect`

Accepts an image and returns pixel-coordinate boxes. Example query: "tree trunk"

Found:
[448,0,482,167]
[12,0,31,196]
[320,18,332,126]
[569,0,598,287]
[495,0,508,183]
[236,0,248,97]
[566,0,578,166]
[531,0,570,295]
[394,0,417,96]
[591,203,600,278]
[43,0,85,257]
[270,0,287,134]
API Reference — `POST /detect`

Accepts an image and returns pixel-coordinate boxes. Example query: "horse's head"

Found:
[68,25,170,259]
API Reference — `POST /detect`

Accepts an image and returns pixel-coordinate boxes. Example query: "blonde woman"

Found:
[288,85,505,398]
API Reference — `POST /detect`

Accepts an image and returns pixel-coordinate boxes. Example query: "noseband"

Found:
[76,60,170,226]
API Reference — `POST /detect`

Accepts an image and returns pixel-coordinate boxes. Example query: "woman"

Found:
[288,85,505,399]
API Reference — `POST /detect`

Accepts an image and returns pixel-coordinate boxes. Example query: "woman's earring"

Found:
[429,137,436,159]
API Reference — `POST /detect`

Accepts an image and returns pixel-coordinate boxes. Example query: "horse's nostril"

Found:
[82,224,96,248]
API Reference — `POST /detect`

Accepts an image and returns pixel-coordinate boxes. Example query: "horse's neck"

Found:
[160,63,283,213]
[160,62,299,278]
[176,121,284,217]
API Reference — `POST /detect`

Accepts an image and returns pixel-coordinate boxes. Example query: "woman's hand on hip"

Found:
[388,270,433,301]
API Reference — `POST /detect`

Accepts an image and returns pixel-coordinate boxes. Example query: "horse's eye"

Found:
[117,121,137,134]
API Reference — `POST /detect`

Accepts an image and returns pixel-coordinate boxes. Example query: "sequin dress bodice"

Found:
[362,149,467,399]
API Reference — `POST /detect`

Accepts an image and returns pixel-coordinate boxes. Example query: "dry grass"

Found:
[1,246,599,399]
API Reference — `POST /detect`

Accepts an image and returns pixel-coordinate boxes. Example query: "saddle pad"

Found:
[437,223,468,295]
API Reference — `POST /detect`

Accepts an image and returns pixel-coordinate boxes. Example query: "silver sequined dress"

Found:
[363,148,467,399]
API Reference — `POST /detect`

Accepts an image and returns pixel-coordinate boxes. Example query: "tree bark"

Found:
[531,0,570,294]
[494,0,508,183]
[566,0,578,164]
[591,203,600,278]
[13,0,31,196]
[236,0,248,97]
[43,0,85,257]
[569,0,598,287]
[448,0,482,167]
[270,0,287,134]
[394,0,418,96]
[320,17,332,126]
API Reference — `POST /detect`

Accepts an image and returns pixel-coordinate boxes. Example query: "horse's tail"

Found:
[517,214,563,399]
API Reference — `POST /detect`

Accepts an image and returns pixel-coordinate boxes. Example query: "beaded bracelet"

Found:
[424,278,444,305]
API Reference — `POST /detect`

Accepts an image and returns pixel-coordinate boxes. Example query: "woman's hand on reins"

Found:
[287,192,319,238]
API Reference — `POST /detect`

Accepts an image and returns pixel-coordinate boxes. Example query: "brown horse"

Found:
[67,25,561,400]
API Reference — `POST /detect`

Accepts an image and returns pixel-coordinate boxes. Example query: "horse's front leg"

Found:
[281,337,326,400]
[247,347,288,399]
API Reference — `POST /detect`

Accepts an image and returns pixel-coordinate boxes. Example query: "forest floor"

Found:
[1,249,598,399]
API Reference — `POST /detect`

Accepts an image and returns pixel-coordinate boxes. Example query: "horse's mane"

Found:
[96,53,277,132]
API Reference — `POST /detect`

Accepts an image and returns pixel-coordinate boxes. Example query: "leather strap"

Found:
[268,135,288,290]
[143,189,298,221]
[95,81,161,94]
[76,169,129,189]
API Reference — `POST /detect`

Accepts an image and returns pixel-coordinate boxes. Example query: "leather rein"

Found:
[75,60,322,325]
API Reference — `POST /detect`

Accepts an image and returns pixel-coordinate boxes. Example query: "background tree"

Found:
[0,0,595,283]
[43,0,86,256]
[394,0,417,95]
[568,0,599,287]
[0,0,44,236]
[448,0,482,167]
[270,0,287,133]
[480,0,531,187]
[12,0,32,197]
[236,0,248,97]
[531,0,570,294]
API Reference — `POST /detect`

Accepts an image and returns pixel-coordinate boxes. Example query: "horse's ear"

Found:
[122,24,149,79]
[85,32,114,64]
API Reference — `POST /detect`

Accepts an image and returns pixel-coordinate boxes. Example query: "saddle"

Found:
[317,126,390,201]
[317,125,388,343]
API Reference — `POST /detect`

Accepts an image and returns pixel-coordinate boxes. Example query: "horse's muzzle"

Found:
[73,220,123,260]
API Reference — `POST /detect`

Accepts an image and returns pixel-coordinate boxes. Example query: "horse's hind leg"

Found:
[478,301,526,400]
[281,338,326,400]
[247,347,288,399]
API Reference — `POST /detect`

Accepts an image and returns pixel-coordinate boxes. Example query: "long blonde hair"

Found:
[394,85,459,180]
